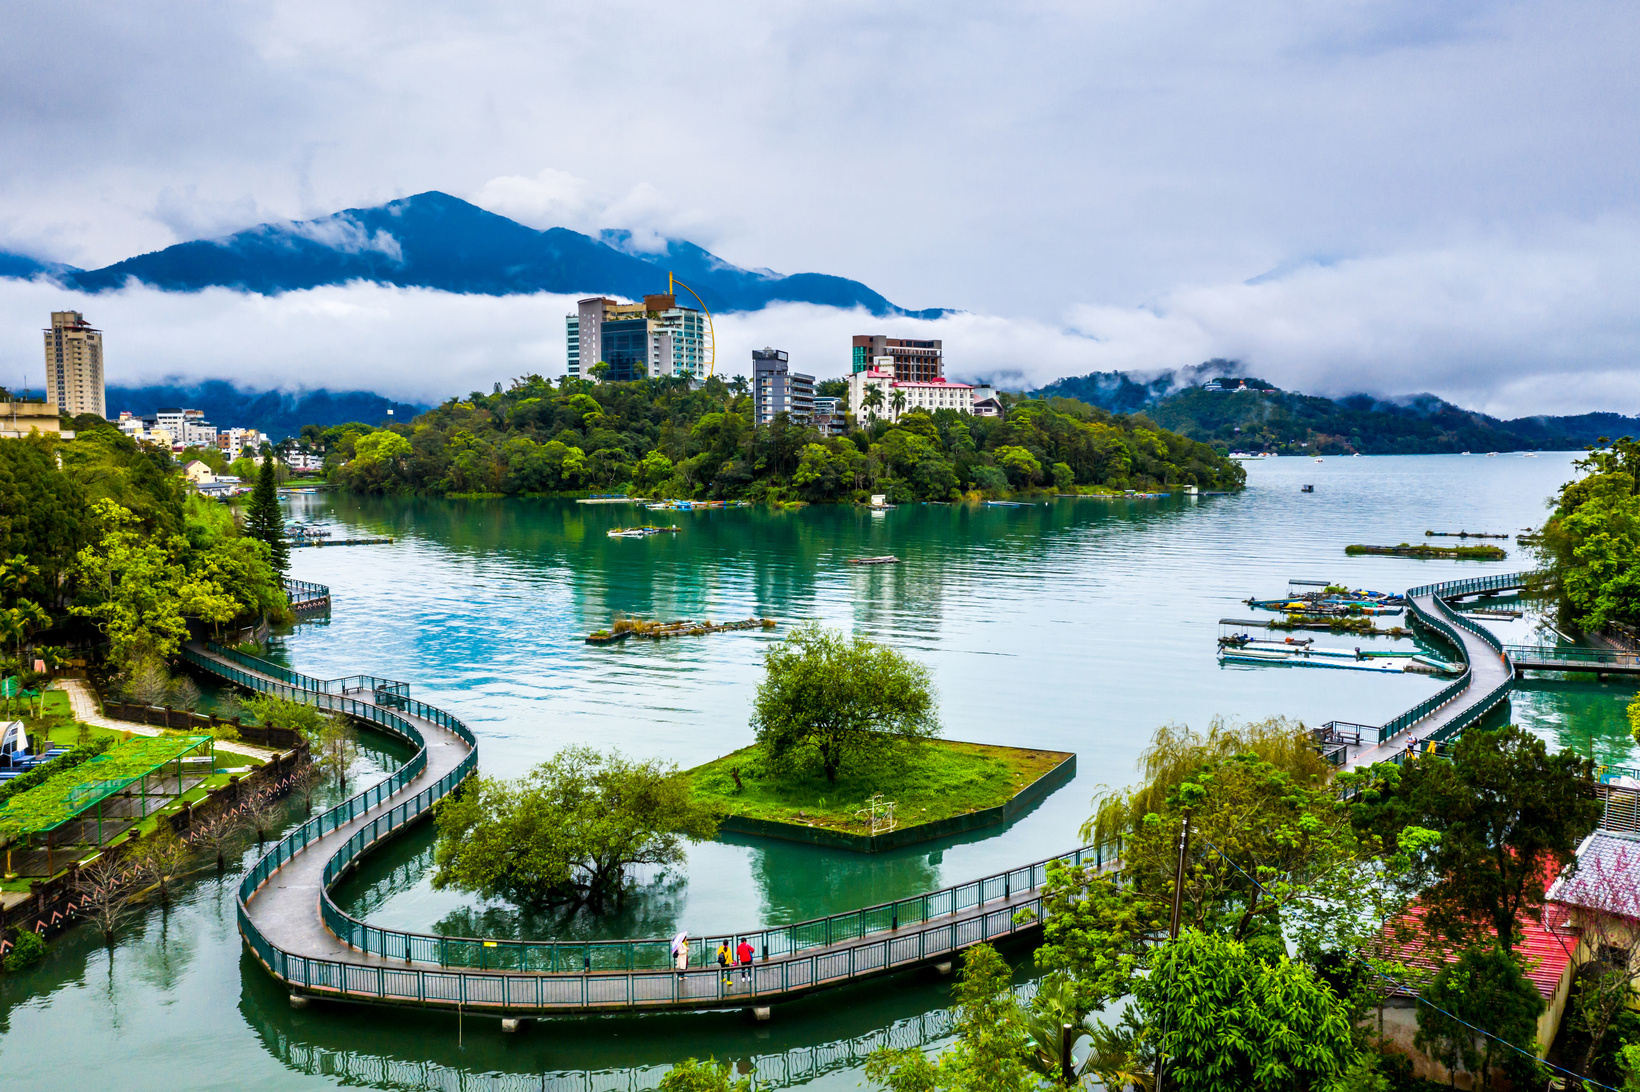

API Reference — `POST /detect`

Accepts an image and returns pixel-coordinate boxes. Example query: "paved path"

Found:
[52,678,281,763]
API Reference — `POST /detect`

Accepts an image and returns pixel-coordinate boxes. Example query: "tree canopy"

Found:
[1537,437,1640,632]
[750,623,940,783]
[319,374,1244,501]
[430,746,719,911]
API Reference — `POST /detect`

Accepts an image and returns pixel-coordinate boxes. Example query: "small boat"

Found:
[848,556,901,565]
[1486,452,1499,457]
[985,500,1027,508]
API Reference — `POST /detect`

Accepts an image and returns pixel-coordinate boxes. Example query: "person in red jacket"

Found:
[736,937,754,983]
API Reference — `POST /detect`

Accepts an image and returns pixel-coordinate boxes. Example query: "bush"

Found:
[4,930,47,972]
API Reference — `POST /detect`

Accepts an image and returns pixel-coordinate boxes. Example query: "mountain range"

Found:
[1034,366,1640,454]
[104,381,426,440]
[0,191,944,317]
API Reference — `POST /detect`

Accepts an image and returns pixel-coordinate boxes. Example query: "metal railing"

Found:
[318,838,1117,974]
[1405,570,1550,600]
[282,577,332,609]
[186,640,1119,1012]
[1507,645,1640,667]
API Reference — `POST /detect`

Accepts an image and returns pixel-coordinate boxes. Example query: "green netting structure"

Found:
[0,734,215,842]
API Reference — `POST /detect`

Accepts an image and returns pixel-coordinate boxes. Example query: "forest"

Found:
[319,374,1244,501]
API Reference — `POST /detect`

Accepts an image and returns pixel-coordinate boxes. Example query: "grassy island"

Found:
[1344,542,1507,560]
[687,740,1074,850]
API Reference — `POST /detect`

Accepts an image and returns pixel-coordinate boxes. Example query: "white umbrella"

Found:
[670,932,687,956]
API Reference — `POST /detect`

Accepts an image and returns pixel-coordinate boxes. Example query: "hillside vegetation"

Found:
[1035,369,1640,454]
[323,375,1244,501]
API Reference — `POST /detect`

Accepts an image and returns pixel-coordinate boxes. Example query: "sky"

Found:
[1,0,1637,415]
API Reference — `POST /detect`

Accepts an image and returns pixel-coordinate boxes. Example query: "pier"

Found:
[181,626,1115,1019]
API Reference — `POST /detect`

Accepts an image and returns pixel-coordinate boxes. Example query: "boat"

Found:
[985,501,1026,508]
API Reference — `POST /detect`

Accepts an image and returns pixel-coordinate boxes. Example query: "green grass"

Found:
[686,740,1070,835]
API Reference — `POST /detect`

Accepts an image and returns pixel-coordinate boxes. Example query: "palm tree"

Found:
[890,388,906,421]
[863,385,885,424]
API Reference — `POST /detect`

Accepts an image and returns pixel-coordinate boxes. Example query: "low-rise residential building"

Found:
[752,348,815,424]
[848,361,975,424]
[970,384,1004,418]
[182,460,216,485]
[0,401,73,440]
[811,395,847,437]
[154,408,218,449]
[217,428,265,462]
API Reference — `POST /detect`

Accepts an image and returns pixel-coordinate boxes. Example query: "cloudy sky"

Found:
[1,0,1636,415]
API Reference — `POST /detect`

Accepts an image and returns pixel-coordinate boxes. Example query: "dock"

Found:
[290,537,393,549]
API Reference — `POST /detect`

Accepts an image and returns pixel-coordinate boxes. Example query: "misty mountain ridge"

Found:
[105,380,426,441]
[1033,366,1639,454]
[3,191,945,318]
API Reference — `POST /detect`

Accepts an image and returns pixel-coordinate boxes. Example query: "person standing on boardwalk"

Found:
[737,937,755,983]
[672,932,689,976]
[716,941,732,986]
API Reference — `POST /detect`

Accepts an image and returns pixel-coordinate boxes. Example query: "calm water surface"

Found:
[4,452,1634,1090]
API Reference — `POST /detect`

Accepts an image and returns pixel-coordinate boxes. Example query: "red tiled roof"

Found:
[1379,903,1578,1000]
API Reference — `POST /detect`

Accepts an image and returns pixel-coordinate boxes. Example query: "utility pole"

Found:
[1159,813,1192,1092]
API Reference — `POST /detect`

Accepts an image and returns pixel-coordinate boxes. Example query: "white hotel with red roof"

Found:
[848,359,999,424]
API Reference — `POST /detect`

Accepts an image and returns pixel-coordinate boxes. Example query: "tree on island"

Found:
[750,623,940,783]
[244,456,289,575]
[430,746,718,911]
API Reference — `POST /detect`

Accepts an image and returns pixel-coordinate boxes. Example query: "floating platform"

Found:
[586,616,775,644]
[290,537,393,548]
[576,496,638,504]
[848,555,901,565]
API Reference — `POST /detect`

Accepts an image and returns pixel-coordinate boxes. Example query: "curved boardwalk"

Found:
[185,570,1539,1019]
[182,638,1107,1018]
[1338,573,1534,769]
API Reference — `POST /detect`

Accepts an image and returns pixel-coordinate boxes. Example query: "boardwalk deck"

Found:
[182,636,1107,1017]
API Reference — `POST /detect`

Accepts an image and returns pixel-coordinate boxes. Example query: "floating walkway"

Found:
[1334,572,1539,769]
[180,631,1115,1020]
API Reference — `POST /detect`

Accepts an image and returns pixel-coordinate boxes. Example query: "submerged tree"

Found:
[751,623,940,783]
[72,856,136,943]
[430,746,718,912]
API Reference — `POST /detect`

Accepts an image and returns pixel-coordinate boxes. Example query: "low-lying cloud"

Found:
[4,217,1637,419]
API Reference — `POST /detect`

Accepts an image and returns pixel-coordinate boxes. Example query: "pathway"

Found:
[52,678,281,763]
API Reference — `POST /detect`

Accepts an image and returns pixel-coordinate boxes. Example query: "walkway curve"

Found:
[1337,571,1540,769]
[182,635,1115,1016]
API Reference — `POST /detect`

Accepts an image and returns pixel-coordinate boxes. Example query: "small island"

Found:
[688,739,1074,851]
[1344,542,1507,560]
[685,622,1075,851]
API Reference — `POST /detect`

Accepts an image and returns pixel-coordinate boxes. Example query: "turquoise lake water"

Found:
[2,451,1635,1090]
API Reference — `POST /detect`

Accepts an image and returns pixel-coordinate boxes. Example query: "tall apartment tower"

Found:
[850,335,942,382]
[44,311,105,417]
[566,295,708,382]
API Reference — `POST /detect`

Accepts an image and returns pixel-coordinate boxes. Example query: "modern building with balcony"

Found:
[567,295,708,381]
[752,348,815,425]
[850,335,942,382]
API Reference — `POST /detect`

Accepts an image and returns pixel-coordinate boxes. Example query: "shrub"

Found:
[4,930,47,972]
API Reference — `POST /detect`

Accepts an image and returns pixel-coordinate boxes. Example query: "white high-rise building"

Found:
[44,311,105,417]
[566,294,708,381]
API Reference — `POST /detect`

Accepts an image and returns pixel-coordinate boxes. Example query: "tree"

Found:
[1351,724,1599,955]
[863,385,886,424]
[430,746,719,911]
[314,717,359,791]
[1136,929,1356,1092]
[133,831,191,907]
[655,1059,752,1092]
[245,795,284,844]
[1536,438,1640,631]
[288,760,324,817]
[189,811,248,871]
[244,456,288,575]
[750,623,940,783]
[866,944,1038,1092]
[72,856,136,943]
[1414,945,1544,1090]
[891,387,907,420]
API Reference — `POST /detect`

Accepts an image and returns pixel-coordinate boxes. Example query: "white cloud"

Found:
[5,214,1638,419]
[471,170,725,254]
[273,215,404,261]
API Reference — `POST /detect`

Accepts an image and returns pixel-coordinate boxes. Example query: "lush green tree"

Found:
[655,1058,752,1091]
[70,501,193,670]
[1136,929,1356,1092]
[243,457,288,574]
[431,746,718,910]
[1350,724,1598,955]
[750,623,940,783]
[866,944,1038,1092]
[1536,438,1640,631]
[1414,945,1544,1090]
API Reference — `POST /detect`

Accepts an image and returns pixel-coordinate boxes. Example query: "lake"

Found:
[3,451,1633,1091]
